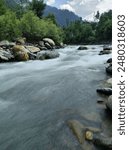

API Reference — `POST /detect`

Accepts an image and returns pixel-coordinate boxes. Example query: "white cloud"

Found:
[59,0,112,20]
[60,4,75,13]
[46,0,55,5]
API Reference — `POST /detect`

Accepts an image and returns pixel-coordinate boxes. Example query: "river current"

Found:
[0,45,111,150]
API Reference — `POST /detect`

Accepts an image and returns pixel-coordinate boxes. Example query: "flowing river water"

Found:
[0,45,112,150]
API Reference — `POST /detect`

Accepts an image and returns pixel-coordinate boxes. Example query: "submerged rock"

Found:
[97,88,112,96]
[78,46,88,50]
[37,50,59,60]
[85,130,112,149]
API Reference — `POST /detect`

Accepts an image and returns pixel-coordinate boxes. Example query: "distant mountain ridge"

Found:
[44,5,82,27]
[5,0,82,27]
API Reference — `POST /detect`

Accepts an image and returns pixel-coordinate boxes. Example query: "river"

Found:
[0,45,111,150]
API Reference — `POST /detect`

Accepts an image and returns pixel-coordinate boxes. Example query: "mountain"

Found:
[4,1,82,27]
[44,5,82,27]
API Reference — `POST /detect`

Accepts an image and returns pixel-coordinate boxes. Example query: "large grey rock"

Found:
[43,38,55,47]
[25,46,40,53]
[0,49,14,62]
[96,88,112,96]
[37,50,59,60]
[0,40,15,48]
[107,58,112,63]
[44,42,52,50]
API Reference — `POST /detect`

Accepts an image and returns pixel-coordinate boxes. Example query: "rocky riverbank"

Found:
[0,38,65,62]
[67,45,112,150]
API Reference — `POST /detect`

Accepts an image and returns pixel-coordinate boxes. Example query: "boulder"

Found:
[107,58,112,63]
[39,41,45,47]
[43,38,55,47]
[16,37,26,45]
[44,42,52,50]
[106,64,112,75]
[25,46,40,53]
[106,95,112,111]
[96,88,112,96]
[12,45,29,61]
[37,50,59,60]
[12,45,29,54]
[99,50,112,55]
[105,78,112,88]
[78,46,88,50]
[103,47,112,51]
[15,51,29,61]
[0,49,14,62]
[0,40,15,48]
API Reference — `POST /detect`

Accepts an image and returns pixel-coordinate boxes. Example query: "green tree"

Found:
[20,11,63,43]
[28,0,46,18]
[96,10,112,42]
[0,11,21,40]
[45,13,57,25]
[0,0,7,15]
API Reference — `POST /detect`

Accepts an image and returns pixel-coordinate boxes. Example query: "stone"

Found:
[103,47,112,51]
[67,120,85,144]
[12,45,29,53]
[16,37,26,45]
[85,131,93,141]
[107,58,112,63]
[99,50,112,55]
[106,95,112,111]
[78,46,88,50]
[106,78,112,85]
[106,64,112,75]
[96,88,112,96]
[44,42,52,50]
[0,40,15,48]
[12,45,29,61]
[37,50,59,60]
[39,41,45,47]
[15,51,29,61]
[25,46,40,53]
[0,50,14,62]
[43,38,55,47]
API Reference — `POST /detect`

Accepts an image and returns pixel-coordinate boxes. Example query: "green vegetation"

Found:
[63,10,112,44]
[0,0,112,44]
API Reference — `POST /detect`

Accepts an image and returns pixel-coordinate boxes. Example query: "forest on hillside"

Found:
[0,0,112,45]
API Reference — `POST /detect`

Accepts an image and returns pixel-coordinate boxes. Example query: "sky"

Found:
[45,0,112,21]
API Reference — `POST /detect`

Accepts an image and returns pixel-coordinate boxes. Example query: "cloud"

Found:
[60,4,75,12]
[59,0,112,20]
[46,0,55,5]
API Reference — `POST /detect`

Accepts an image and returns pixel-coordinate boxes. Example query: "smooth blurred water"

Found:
[0,45,111,150]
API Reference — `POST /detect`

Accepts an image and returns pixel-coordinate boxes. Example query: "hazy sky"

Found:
[45,0,112,20]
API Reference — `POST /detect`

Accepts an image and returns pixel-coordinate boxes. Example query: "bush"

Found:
[20,11,63,44]
[0,11,21,41]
